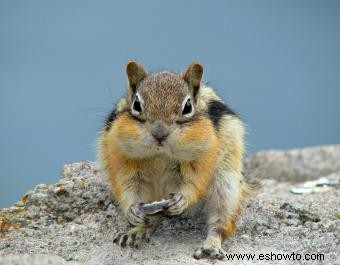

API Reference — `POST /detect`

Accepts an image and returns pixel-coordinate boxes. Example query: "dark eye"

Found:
[182,98,192,115]
[133,95,142,113]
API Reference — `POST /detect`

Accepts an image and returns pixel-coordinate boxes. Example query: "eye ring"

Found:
[131,93,143,116]
[182,98,193,115]
[133,95,142,112]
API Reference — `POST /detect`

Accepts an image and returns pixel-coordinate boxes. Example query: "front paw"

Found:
[126,203,151,227]
[113,226,153,248]
[164,193,188,216]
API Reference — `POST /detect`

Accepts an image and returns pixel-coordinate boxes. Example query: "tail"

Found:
[241,172,262,199]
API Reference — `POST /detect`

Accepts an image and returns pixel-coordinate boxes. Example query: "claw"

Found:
[118,233,128,247]
[193,245,226,260]
[126,232,136,246]
[113,232,124,244]
[164,193,188,216]
[133,233,143,248]
[113,226,154,249]
[193,247,203,259]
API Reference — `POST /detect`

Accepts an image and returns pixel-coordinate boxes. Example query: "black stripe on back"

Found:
[207,100,237,128]
[105,108,117,131]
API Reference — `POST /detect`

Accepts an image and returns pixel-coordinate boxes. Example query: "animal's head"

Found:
[107,61,217,160]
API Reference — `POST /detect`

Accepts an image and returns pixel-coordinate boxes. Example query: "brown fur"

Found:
[97,61,256,259]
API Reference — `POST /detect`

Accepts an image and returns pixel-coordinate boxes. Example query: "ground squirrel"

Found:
[98,61,255,260]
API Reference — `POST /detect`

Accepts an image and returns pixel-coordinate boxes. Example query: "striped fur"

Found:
[97,63,256,259]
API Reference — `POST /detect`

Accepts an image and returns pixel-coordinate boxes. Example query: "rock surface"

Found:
[0,145,339,264]
[245,144,340,182]
[0,254,82,265]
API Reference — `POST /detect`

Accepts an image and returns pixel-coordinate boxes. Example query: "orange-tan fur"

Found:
[97,61,256,259]
[99,111,220,211]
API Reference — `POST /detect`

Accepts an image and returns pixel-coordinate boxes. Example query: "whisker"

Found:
[75,107,109,118]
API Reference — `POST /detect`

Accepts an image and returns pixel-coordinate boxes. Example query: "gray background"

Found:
[1,0,339,208]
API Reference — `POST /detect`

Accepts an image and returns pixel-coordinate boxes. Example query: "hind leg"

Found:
[193,171,243,260]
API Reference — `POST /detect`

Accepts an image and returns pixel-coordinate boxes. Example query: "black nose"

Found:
[152,122,169,144]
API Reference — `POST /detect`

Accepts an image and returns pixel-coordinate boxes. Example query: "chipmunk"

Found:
[98,61,255,260]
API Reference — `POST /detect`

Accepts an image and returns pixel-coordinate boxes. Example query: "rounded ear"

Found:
[126,61,148,94]
[182,63,204,99]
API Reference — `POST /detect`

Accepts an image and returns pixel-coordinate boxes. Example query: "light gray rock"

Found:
[0,254,83,265]
[245,144,340,182]
[0,145,339,264]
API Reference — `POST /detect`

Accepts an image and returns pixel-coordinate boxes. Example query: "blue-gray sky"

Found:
[1,0,339,208]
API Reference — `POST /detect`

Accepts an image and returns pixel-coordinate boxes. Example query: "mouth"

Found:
[155,142,167,152]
